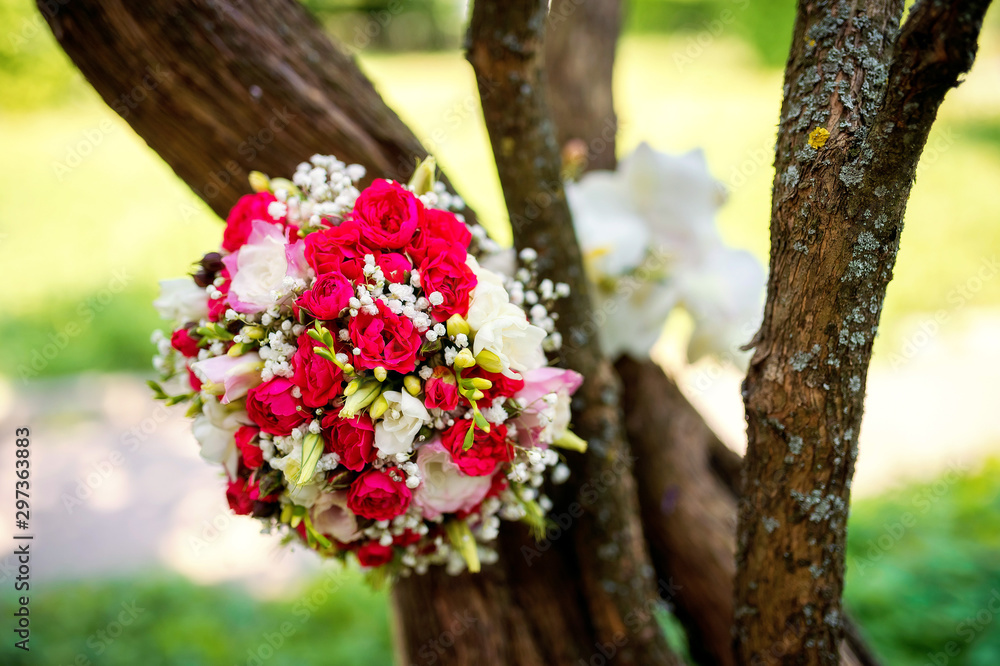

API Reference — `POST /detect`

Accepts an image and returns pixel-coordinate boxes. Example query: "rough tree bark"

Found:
[467,1,680,663]
[37,0,432,219]
[737,0,993,663]
[545,0,622,170]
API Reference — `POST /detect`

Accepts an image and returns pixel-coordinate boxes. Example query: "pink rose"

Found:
[292,333,344,408]
[423,366,459,411]
[222,192,283,252]
[321,413,376,472]
[352,180,420,249]
[347,468,412,521]
[226,478,257,515]
[441,420,513,477]
[513,367,584,447]
[356,541,394,567]
[407,208,472,265]
[296,272,354,320]
[304,221,373,281]
[234,425,263,469]
[348,300,422,374]
[413,440,492,520]
[310,491,361,544]
[419,243,476,322]
[190,352,263,404]
[245,377,308,436]
[222,221,310,314]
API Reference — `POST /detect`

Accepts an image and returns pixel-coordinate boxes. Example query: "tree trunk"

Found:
[737,0,992,663]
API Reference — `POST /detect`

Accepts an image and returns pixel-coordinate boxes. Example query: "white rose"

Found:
[310,491,361,543]
[465,257,511,330]
[154,278,209,324]
[413,440,492,520]
[191,397,249,478]
[471,302,547,376]
[375,390,430,456]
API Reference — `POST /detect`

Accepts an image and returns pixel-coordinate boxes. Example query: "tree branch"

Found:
[736,0,992,663]
[544,0,623,170]
[38,0,432,219]
[466,1,680,663]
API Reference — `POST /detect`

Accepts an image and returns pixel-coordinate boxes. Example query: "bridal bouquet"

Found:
[151,155,584,575]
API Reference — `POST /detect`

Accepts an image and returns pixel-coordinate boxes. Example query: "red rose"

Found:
[223,192,283,252]
[393,530,422,547]
[424,366,459,411]
[207,269,231,322]
[321,413,376,472]
[419,242,476,322]
[348,300,422,374]
[347,468,412,520]
[292,333,344,409]
[304,221,372,280]
[376,252,411,284]
[352,180,420,249]
[296,272,354,320]
[226,478,256,515]
[460,366,525,404]
[442,420,513,477]
[171,328,201,357]
[235,425,263,470]
[187,368,203,392]
[407,208,472,264]
[356,541,395,567]
[245,377,309,436]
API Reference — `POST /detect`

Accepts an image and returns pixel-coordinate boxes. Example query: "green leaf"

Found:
[463,423,476,451]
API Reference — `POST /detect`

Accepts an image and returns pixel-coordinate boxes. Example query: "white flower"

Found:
[566,141,764,362]
[677,246,765,363]
[374,391,430,456]
[466,258,547,376]
[413,440,492,520]
[191,397,250,478]
[310,491,361,542]
[154,278,209,324]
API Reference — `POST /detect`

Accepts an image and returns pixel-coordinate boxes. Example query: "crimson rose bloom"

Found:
[348,300,422,373]
[407,207,472,265]
[292,333,344,408]
[234,425,263,469]
[321,413,376,472]
[424,366,459,411]
[442,420,513,477]
[347,468,412,520]
[171,328,201,357]
[352,180,420,249]
[376,252,411,284]
[226,478,256,515]
[304,221,371,280]
[356,541,395,567]
[296,272,354,320]
[245,377,308,436]
[222,192,282,252]
[419,242,476,321]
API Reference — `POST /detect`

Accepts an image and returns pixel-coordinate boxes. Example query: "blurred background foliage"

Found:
[2,0,999,663]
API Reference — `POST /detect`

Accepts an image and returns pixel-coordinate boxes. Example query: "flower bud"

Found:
[474,350,504,374]
[369,393,390,420]
[403,375,423,396]
[407,156,437,196]
[340,379,381,418]
[446,314,470,338]
[453,349,476,369]
[248,170,271,193]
